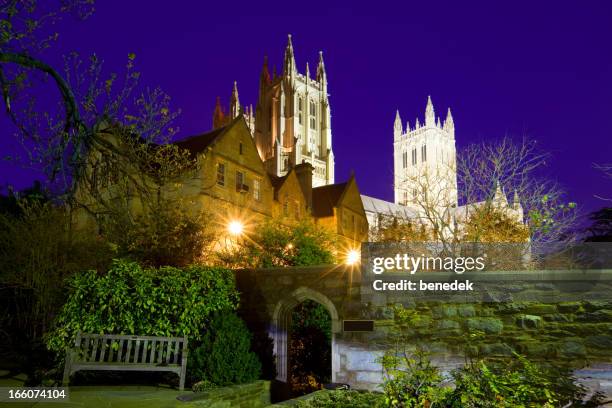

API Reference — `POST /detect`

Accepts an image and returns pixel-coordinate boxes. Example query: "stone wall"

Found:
[235,266,612,398]
[186,380,271,408]
[337,269,612,396]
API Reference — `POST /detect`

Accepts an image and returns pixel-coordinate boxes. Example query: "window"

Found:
[217,162,225,186]
[294,201,300,219]
[239,142,243,155]
[253,179,261,201]
[412,148,417,165]
[402,151,408,169]
[298,98,303,125]
[421,144,427,162]
[236,171,244,191]
[309,101,316,129]
[402,190,408,205]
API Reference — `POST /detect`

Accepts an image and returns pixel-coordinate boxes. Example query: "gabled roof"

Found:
[312,182,349,217]
[173,125,228,155]
[174,115,251,156]
[269,173,289,200]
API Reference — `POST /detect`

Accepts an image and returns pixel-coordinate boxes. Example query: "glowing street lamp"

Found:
[228,220,244,236]
[346,249,360,266]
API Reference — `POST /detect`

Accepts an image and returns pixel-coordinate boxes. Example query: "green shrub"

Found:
[295,390,384,408]
[189,311,261,386]
[217,217,336,268]
[446,355,605,408]
[379,349,605,408]
[380,348,450,407]
[46,259,238,358]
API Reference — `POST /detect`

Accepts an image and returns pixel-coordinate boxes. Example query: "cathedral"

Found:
[213,35,334,188]
[363,96,524,235]
[207,37,524,240]
[393,96,457,209]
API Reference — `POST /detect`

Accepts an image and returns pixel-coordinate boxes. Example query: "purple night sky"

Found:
[1,1,611,220]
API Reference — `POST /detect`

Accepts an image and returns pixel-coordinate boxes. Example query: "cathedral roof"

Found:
[361,195,418,219]
[312,182,349,217]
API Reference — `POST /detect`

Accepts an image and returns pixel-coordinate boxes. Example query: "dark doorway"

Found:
[288,299,332,396]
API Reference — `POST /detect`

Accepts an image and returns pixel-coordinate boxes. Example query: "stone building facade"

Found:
[213,35,334,188]
[176,116,366,247]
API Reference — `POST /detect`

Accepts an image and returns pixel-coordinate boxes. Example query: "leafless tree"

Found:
[395,136,578,260]
[457,136,578,251]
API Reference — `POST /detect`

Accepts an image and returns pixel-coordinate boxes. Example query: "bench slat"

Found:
[89,337,99,362]
[143,340,149,363]
[125,338,133,363]
[135,339,141,364]
[163,340,169,365]
[168,340,178,364]
[117,339,125,362]
[151,340,157,363]
[99,338,107,362]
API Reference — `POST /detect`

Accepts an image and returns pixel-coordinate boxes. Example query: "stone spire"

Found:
[230,81,240,119]
[212,96,226,129]
[425,95,435,127]
[316,50,326,82]
[405,120,410,133]
[260,56,271,85]
[436,117,441,128]
[444,107,454,131]
[283,34,296,76]
[513,190,520,209]
[305,61,310,79]
[492,180,508,206]
[394,110,403,138]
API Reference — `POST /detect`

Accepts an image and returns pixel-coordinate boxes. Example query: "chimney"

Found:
[295,161,314,210]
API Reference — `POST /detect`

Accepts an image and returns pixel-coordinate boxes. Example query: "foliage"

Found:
[380,349,449,407]
[45,259,239,358]
[464,205,529,243]
[0,199,113,346]
[99,199,211,267]
[457,136,578,248]
[295,390,384,408]
[445,355,556,407]
[372,215,431,243]
[217,217,336,268]
[527,195,577,243]
[378,347,605,408]
[289,300,332,395]
[188,311,261,386]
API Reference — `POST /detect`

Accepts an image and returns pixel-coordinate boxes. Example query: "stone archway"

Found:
[271,287,340,384]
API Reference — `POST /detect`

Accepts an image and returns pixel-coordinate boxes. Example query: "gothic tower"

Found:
[254,35,334,187]
[393,96,458,209]
[212,81,255,134]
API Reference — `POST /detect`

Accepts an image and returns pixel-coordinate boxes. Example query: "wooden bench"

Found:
[62,333,188,390]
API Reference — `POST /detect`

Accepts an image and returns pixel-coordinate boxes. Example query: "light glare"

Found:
[228,220,244,236]
[346,249,360,265]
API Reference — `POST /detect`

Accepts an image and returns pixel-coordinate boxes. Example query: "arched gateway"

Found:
[235,265,364,389]
[272,287,340,382]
